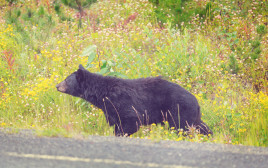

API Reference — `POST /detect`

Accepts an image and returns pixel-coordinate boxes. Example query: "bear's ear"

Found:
[79,64,85,70]
[76,69,84,83]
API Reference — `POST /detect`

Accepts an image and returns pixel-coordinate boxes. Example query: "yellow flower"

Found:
[176,137,183,141]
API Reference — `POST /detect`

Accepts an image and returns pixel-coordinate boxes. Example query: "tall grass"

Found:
[0,0,267,146]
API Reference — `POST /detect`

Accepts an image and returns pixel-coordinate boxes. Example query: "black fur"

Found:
[56,65,213,136]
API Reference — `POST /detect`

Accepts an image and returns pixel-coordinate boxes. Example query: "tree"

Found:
[61,0,97,28]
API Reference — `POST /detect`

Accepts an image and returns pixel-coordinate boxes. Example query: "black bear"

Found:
[56,65,212,136]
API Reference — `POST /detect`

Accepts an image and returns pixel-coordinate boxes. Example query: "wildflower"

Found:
[176,137,183,141]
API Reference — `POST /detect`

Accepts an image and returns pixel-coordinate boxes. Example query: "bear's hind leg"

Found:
[196,120,213,136]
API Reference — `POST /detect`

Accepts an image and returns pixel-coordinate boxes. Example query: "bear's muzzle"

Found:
[56,81,67,92]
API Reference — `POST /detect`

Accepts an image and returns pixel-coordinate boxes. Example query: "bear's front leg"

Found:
[114,117,141,136]
[114,124,125,136]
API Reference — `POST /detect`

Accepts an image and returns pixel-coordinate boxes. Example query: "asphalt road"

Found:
[0,130,267,168]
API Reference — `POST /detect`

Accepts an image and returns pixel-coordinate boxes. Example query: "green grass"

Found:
[0,0,267,146]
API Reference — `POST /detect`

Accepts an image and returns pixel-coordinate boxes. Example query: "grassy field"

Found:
[0,0,267,146]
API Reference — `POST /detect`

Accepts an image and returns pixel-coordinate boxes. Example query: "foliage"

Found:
[0,0,267,146]
[61,0,97,10]
[149,0,213,28]
[60,0,97,27]
[81,45,126,77]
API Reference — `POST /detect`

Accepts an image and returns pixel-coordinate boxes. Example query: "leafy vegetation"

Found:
[0,0,267,146]
[149,0,213,28]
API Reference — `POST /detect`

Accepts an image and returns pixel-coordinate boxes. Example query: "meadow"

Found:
[0,0,267,146]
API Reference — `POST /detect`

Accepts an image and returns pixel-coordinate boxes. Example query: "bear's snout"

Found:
[56,81,67,92]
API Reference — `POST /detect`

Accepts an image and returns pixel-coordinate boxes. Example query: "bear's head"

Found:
[56,64,85,97]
